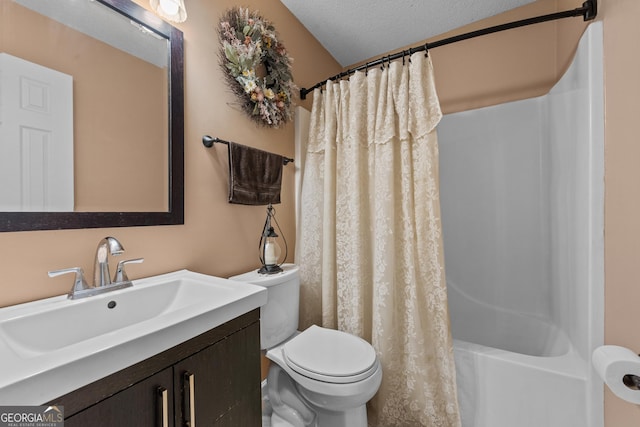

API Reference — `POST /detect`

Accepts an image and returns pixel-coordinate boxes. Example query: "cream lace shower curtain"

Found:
[296,53,460,427]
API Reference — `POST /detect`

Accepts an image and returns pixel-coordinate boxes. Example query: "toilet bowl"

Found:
[229,265,382,427]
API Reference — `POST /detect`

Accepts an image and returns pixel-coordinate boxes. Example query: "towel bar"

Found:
[202,135,294,165]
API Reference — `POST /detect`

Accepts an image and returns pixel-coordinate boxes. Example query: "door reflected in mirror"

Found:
[0,53,74,211]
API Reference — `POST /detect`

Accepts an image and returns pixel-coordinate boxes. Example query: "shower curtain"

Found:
[296,53,460,427]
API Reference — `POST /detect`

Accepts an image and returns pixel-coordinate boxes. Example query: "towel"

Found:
[228,142,283,205]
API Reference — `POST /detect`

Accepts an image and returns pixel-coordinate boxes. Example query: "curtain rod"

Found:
[299,0,597,100]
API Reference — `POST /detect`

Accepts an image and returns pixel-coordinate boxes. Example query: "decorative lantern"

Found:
[258,204,286,274]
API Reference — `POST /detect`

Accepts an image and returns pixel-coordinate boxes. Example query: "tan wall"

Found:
[600,0,640,424]
[347,0,585,114]
[0,0,340,306]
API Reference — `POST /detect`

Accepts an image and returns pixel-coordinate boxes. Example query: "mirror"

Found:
[0,0,184,231]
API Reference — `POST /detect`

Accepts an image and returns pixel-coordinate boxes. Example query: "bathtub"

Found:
[438,22,604,427]
[450,281,590,427]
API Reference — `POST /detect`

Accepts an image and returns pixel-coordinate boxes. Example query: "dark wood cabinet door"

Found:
[173,322,261,427]
[51,311,261,427]
[65,367,174,427]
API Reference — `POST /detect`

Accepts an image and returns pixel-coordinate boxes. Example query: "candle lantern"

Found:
[258,204,286,274]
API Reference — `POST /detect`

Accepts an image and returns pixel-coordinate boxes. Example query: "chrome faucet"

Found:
[93,236,124,288]
[48,236,144,299]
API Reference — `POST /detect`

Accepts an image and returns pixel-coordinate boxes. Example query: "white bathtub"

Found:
[450,281,590,426]
[453,340,588,426]
[438,22,604,427]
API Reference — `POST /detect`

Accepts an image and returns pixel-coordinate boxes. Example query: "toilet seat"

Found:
[282,325,378,384]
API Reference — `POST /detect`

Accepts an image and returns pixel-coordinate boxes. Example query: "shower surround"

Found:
[438,22,604,427]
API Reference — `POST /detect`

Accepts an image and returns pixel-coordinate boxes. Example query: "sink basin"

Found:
[0,269,267,404]
[1,273,248,356]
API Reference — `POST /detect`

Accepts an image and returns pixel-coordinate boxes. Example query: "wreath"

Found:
[219,7,296,128]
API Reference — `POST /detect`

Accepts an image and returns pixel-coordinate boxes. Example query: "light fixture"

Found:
[150,0,187,23]
[258,204,287,275]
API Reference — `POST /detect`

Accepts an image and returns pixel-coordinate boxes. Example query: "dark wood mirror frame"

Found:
[0,0,184,232]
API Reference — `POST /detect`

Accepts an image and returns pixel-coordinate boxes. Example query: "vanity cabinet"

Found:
[174,324,261,426]
[50,309,261,427]
[63,367,174,427]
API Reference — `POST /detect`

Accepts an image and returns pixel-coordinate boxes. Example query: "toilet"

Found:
[230,264,382,427]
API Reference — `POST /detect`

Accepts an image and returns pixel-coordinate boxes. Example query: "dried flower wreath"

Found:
[219,7,296,127]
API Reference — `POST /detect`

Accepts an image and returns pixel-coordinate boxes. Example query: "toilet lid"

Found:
[282,325,377,384]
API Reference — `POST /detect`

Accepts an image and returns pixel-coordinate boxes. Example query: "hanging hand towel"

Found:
[228,142,283,205]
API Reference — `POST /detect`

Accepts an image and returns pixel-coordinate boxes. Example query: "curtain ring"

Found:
[365,62,369,76]
[424,43,429,57]
[402,50,406,65]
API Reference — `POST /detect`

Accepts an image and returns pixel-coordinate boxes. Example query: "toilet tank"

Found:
[229,264,300,349]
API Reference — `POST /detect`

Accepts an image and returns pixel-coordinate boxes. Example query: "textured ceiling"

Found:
[280,0,535,67]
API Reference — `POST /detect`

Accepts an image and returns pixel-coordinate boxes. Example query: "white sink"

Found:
[0,269,267,404]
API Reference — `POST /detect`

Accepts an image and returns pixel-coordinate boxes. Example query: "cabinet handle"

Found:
[184,372,196,427]
[157,387,169,427]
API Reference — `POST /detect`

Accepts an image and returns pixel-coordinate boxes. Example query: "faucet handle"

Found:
[48,267,91,299]
[114,258,144,283]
